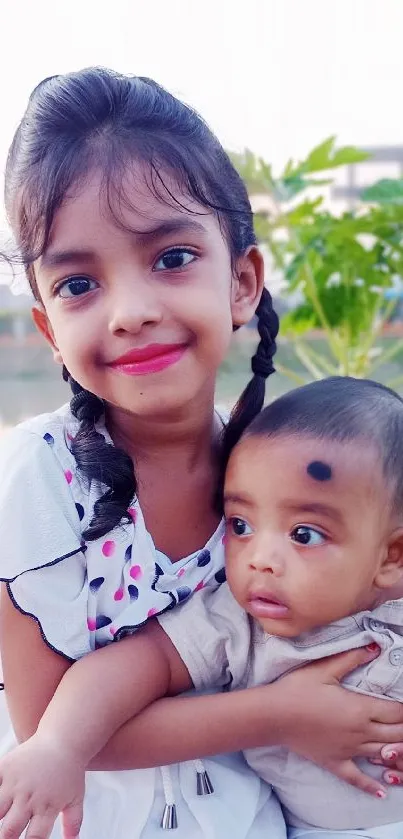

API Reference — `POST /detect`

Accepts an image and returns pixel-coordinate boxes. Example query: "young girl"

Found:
[3,377,403,839]
[0,69,402,839]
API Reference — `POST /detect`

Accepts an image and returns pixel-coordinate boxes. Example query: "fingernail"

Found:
[386,774,400,785]
[384,750,397,761]
[376,788,387,799]
[366,642,380,652]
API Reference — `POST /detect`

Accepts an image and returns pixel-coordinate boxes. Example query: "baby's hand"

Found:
[0,734,85,839]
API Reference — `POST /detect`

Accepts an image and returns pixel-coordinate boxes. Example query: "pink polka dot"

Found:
[114,588,124,601]
[66,432,74,442]
[87,618,96,631]
[128,507,137,522]
[177,568,185,578]
[195,581,205,592]
[109,626,116,637]
[147,608,158,618]
[130,565,142,580]
[65,470,73,484]
[102,540,116,557]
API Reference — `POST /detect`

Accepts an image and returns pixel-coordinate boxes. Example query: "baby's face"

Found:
[223,432,399,637]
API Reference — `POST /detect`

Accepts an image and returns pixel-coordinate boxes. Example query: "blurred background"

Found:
[2,0,403,427]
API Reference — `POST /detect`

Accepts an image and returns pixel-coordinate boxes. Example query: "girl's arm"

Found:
[3,588,403,820]
[3,586,403,782]
[0,591,191,839]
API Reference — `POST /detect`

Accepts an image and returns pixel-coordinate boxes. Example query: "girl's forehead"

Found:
[58,164,212,233]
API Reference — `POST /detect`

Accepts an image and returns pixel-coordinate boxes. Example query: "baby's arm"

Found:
[0,622,191,839]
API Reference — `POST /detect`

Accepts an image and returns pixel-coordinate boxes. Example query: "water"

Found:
[2,335,403,428]
[0,343,66,426]
[0,335,282,427]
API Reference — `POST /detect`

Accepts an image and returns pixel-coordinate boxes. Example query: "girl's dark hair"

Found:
[242,376,403,511]
[4,67,278,539]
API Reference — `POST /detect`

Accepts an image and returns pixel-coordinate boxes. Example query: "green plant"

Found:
[231,139,403,385]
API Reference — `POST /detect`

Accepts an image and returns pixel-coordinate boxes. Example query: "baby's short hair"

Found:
[244,377,403,513]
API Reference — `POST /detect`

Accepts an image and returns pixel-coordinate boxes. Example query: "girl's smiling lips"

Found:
[108,343,188,376]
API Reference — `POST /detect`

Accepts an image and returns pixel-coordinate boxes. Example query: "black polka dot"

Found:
[128,585,139,601]
[75,503,85,521]
[215,568,226,584]
[197,549,211,567]
[177,586,192,603]
[89,576,105,594]
[125,545,132,563]
[96,614,112,629]
[155,563,164,577]
[43,433,54,446]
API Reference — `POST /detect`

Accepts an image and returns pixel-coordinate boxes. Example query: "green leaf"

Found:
[362,179,403,205]
[304,137,337,173]
[303,137,369,174]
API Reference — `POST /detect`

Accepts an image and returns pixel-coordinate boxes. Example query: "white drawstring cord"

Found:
[160,761,214,829]
[160,766,178,829]
[193,759,214,795]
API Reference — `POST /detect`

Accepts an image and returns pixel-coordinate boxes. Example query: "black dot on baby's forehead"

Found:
[307,460,332,482]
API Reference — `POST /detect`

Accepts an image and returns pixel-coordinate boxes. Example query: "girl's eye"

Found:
[57,276,98,299]
[229,517,253,537]
[154,248,196,271]
[290,526,326,547]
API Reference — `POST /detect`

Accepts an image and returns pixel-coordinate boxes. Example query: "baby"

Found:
[2,376,403,839]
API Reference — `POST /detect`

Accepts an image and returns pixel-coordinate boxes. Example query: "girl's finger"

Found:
[314,646,380,683]
[61,801,83,839]
[368,723,403,743]
[355,742,382,760]
[0,801,32,839]
[380,743,403,764]
[25,810,57,839]
[333,759,387,799]
[383,770,403,786]
[0,792,13,822]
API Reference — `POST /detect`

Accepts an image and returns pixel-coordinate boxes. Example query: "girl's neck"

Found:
[105,391,222,470]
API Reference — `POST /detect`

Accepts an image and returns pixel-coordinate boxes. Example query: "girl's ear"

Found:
[231,247,265,328]
[375,528,403,589]
[31,306,63,365]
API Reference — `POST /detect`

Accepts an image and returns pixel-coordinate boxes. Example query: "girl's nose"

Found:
[108,279,163,335]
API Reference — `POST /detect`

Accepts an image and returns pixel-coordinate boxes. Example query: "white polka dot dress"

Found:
[0,404,286,839]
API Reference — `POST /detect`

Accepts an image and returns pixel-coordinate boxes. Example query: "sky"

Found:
[0,0,402,232]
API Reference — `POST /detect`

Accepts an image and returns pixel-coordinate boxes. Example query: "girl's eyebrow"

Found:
[41,219,208,269]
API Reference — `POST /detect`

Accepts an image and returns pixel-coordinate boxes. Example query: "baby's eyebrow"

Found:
[224,492,255,508]
[282,501,342,524]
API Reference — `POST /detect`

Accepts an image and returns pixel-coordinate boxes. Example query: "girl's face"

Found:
[33,166,263,421]
[224,433,403,637]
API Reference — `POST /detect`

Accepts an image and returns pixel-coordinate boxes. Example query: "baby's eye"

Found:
[57,276,98,298]
[229,517,253,537]
[290,526,326,547]
[154,248,196,271]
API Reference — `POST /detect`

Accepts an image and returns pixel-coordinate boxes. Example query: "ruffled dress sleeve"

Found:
[0,428,90,660]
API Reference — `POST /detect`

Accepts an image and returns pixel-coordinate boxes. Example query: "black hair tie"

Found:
[71,390,104,423]
[251,354,275,379]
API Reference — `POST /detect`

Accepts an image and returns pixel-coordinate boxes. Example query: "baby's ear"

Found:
[375,528,403,589]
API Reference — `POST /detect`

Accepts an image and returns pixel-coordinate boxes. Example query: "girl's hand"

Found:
[0,734,85,839]
[275,645,403,798]
[368,743,403,787]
